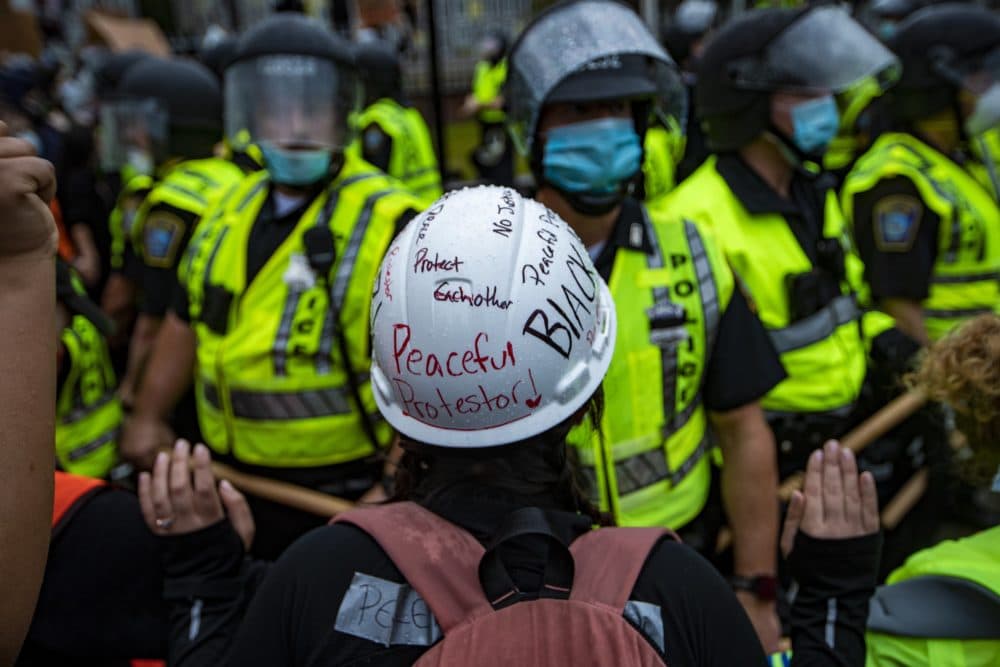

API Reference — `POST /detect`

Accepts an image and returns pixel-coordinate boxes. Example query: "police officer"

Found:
[841,4,1000,346]
[55,259,123,479]
[105,58,248,419]
[654,6,908,477]
[355,41,442,205]
[125,14,423,558]
[462,30,514,186]
[507,0,785,649]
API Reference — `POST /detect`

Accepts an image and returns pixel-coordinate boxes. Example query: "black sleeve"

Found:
[138,203,201,317]
[171,284,192,323]
[23,489,168,661]
[787,532,883,667]
[703,287,787,412]
[161,520,271,667]
[360,123,394,174]
[632,540,767,666]
[849,176,940,302]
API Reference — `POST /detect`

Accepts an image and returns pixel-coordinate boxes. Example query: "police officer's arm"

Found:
[360,123,394,174]
[120,203,200,406]
[704,289,785,654]
[123,310,196,470]
[849,176,940,345]
[0,126,57,665]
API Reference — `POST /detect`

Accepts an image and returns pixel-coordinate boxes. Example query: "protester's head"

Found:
[104,57,222,174]
[506,0,683,217]
[886,3,1000,142]
[915,314,1000,489]
[696,5,899,162]
[226,14,357,188]
[368,186,616,516]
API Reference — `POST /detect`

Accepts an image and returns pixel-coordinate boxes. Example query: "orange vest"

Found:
[51,471,106,530]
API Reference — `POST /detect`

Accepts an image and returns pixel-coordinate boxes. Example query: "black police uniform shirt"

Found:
[159,485,881,667]
[593,197,787,412]
[849,175,941,303]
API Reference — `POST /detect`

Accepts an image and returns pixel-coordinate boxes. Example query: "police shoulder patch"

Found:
[873,195,923,252]
[143,210,186,268]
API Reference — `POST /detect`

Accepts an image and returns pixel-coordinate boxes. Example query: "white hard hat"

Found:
[369,186,617,448]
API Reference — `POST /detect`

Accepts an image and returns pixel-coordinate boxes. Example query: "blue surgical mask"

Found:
[542,118,642,195]
[260,143,332,186]
[790,95,840,155]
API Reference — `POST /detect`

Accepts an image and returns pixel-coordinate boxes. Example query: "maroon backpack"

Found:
[334,502,672,666]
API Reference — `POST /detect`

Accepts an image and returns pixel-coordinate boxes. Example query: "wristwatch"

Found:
[729,574,779,601]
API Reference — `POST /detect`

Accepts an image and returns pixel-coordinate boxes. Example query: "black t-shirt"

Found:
[594,198,786,413]
[19,487,167,665]
[848,175,940,302]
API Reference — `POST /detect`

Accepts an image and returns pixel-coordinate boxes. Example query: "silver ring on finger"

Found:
[155,516,175,530]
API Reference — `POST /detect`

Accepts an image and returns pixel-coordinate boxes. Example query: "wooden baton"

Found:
[210,462,355,518]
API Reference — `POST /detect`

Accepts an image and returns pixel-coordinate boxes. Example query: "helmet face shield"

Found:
[507,0,682,156]
[731,6,901,96]
[98,97,168,175]
[225,55,358,152]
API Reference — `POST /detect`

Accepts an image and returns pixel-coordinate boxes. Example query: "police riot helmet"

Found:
[102,57,221,173]
[94,50,153,98]
[355,41,402,106]
[661,0,719,66]
[225,14,358,185]
[198,35,239,83]
[695,4,900,152]
[886,3,1000,132]
[370,186,616,448]
[507,0,683,158]
[507,0,684,214]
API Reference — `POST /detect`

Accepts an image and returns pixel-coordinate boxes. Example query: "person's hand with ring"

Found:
[139,439,255,550]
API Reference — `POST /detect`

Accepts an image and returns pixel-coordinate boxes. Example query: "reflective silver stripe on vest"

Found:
[683,220,720,354]
[924,306,996,319]
[614,432,711,496]
[203,381,354,420]
[930,271,1000,284]
[161,182,207,206]
[272,291,303,378]
[67,428,117,462]
[642,209,677,426]
[62,392,115,425]
[769,295,860,355]
[314,174,387,374]
[179,167,219,189]
[236,178,269,213]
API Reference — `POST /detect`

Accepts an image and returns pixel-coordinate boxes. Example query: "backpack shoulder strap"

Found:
[333,502,493,632]
[569,527,675,610]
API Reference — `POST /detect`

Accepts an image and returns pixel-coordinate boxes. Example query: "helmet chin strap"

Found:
[559,187,628,217]
[763,124,824,174]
